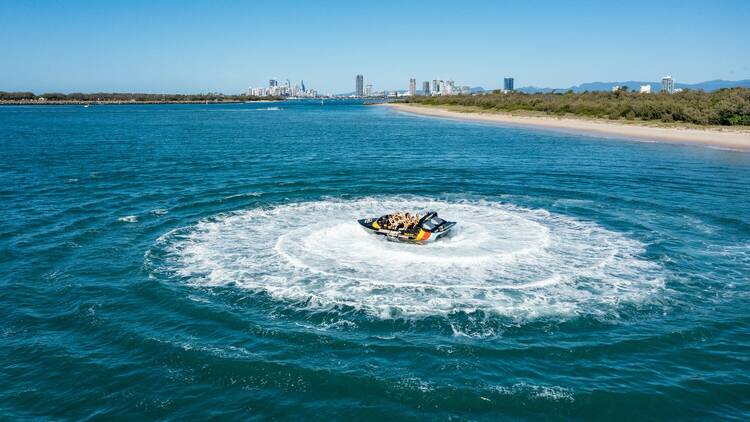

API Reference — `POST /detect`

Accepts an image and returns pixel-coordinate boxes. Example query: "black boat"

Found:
[358,211,456,243]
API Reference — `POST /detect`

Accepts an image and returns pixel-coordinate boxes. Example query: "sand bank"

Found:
[385,103,750,151]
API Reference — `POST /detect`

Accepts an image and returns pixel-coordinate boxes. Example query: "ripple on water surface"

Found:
[147,197,665,321]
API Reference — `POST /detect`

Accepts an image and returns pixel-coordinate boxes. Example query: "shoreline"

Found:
[0,100,280,106]
[385,103,750,151]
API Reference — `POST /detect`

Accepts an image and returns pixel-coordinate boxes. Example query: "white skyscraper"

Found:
[409,78,416,96]
[661,75,674,94]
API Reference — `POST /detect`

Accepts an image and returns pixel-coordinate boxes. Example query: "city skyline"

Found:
[1,1,749,94]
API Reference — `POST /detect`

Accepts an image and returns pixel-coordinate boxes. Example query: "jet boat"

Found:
[358,211,456,243]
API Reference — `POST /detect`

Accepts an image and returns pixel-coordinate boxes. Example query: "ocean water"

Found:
[1,100,749,420]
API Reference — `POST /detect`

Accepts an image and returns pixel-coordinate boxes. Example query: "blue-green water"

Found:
[2,101,749,420]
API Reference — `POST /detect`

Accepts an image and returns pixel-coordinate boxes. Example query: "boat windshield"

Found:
[421,217,445,231]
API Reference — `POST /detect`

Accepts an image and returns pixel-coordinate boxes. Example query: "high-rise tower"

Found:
[661,75,674,94]
[355,74,364,97]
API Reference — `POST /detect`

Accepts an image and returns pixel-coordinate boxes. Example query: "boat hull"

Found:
[357,218,455,244]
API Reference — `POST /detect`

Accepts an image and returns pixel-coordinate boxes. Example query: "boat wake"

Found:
[148,197,664,320]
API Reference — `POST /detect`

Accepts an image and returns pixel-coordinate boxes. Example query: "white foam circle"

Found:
[155,198,664,319]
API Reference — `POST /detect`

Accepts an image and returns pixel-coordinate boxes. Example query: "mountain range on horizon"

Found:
[516,79,750,94]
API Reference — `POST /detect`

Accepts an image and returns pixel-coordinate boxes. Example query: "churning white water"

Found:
[155,197,664,318]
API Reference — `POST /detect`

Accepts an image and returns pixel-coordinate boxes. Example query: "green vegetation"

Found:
[0,92,280,103]
[402,88,750,126]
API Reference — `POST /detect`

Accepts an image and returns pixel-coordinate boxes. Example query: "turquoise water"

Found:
[1,101,749,420]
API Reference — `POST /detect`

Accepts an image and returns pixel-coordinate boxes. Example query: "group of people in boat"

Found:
[380,212,421,232]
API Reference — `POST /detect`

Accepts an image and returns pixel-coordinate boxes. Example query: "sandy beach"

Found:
[386,103,750,151]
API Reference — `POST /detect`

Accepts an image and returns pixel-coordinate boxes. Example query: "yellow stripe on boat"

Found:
[372,221,380,229]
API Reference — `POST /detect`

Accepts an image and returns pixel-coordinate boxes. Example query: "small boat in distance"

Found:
[358,211,456,244]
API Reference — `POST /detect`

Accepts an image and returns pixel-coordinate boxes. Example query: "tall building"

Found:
[422,81,430,96]
[504,77,514,91]
[409,78,416,96]
[364,84,373,97]
[446,80,454,95]
[432,79,438,94]
[269,79,278,87]
[661,75,674,94]
[300,80,306,93]
[355,74,364,97]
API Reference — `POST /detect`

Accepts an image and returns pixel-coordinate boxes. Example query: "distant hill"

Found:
[516,86,559,94]
[518,79,750,94]
[681,79,750,91]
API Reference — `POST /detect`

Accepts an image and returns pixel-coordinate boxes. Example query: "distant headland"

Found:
[387,88,750,151]
[0,92,283,105]
[398,88,750,127]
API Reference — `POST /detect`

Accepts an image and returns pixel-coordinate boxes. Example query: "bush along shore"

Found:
[0,92,282,104]
[402,88,750,126]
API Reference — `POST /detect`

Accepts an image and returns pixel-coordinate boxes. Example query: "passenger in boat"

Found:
[393,213,404,230]
[392,213,405,230]
[393,213,416,231]
[407,213,420,232]
[402,213,413,231]
[379,212,420,231]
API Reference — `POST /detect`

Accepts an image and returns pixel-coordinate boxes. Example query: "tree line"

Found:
[0,92,280,102]
[403,88,750,126]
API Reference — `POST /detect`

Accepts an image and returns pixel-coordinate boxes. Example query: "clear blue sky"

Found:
[1,0,748,94]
